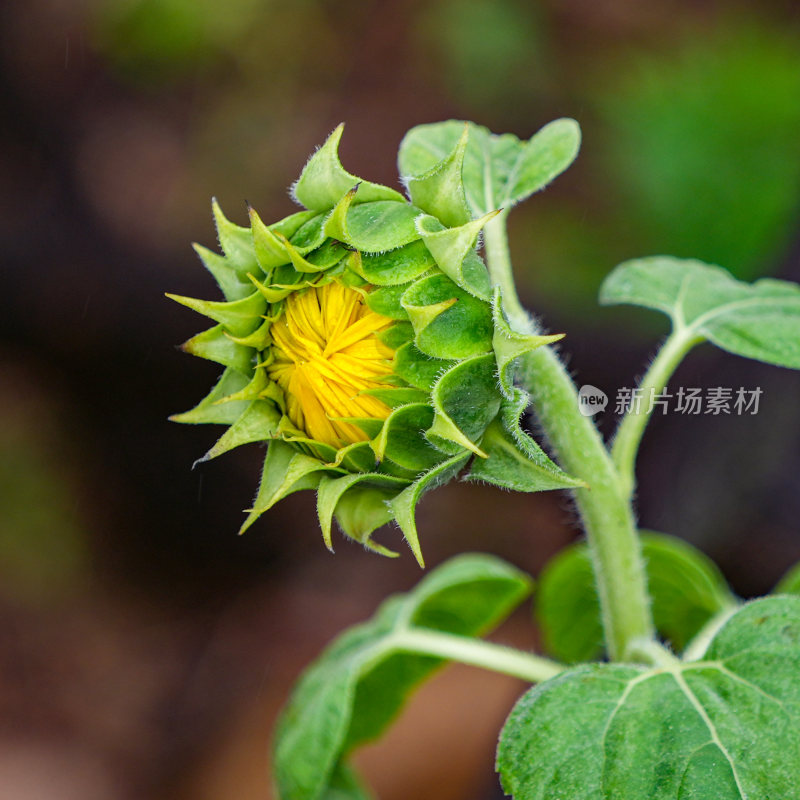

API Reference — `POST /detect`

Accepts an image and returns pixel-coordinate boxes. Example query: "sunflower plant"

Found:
[170,119,800,800]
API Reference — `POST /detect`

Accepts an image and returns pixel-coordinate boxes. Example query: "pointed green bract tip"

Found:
[405,124,471,228]
[292,124,404,211]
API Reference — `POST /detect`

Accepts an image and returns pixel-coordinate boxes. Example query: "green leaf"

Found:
[275,554,533,800]
[376,320,413,350]
[192,243,255,301]
[356,240,436,286]
[319,764,373,800]
[281,235,347,274]
[292,124,405,210]
[536,532,737,663]
[249,207,292,271]
[398,118,581,217]
[365,282,412,320]
[600,256,800,369]
[333,483,408,558]
[370,403,445,473]
[644,534,739,649]
[360,387,428,409]
[240,440,343,534]
[212,364,269,406]
[180,324,254,374]
[211,198,259,273]
[493,388,582,488]
[166,290,266,338]
[402,273,494,360]
[416,212,494,298]
[272,209,321,239]
[428,354,501,457]
[316,472,408,554]
[388,452,470,565]
[466,418,581,493]
[332,488,396,557]
[289,212,330,251]
[225,318,271,350]
[329,200,424,253]
[391,342,453,391]
[775,562,800,595]
[491,288,564,398]
[198,400,280,462]
[404,124,471,228]
[498,595,800,800]
[535,535,601,664]
[169,366,251,425]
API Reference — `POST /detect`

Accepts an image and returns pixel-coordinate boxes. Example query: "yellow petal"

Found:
[268,281,397,449]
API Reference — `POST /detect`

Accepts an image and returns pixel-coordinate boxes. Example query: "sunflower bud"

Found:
[170,123,580,565]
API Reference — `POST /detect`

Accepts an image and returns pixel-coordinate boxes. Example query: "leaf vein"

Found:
[671,669,747,799]
[688,295,800,335]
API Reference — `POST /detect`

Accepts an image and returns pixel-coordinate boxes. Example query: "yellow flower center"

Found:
[267,281,396,448]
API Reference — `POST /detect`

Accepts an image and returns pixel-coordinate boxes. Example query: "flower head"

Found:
[169,123,578,564]
[268,281,395,448]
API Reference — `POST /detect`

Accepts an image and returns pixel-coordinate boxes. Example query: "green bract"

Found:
[170,122,581,564]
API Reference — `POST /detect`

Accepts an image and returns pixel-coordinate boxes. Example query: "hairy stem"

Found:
[483,209,528,325]
[625,636,681,668]
[393,628,563,683]
[612,329,701,500]
[483,218,656,662]
[519,348,655,661]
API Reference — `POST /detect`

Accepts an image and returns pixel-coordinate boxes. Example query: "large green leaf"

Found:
[600,256,800,369]
[274,554,532,800]
[536,532,737,662]
[498,595,800,800]
[398,118,581,218]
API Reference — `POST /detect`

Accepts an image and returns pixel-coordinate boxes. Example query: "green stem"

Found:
[519,348,655,661]
[484,209,528,325]
[393,628,563,683]
[483,216,656,662]
[611,329,701,500]
[625,637,681,668]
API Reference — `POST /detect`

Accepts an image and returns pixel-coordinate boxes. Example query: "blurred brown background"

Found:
[1,0,799,798]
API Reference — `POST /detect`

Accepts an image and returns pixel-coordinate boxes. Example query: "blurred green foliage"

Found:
[91,0,264,79]
[523,19,800,315]
[416,0,547,117]
[0,395,89,603]
[598,23,800,279]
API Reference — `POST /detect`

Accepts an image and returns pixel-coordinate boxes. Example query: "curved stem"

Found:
[612,329,701,500]
[625,636,680,668]
[483,216,656,662]
[519,347,655,661]
[393,628,563,683]
[484,209,528,327]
